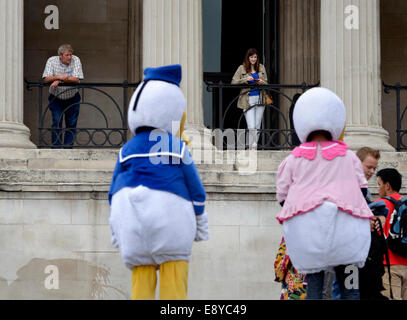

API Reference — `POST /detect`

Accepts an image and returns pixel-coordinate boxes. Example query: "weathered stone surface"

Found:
[0,148,406,300]
[1,149,407,195]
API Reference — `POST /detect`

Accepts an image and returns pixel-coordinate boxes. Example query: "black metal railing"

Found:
[25,80,139,148]
[204,79,320,150]
[383,81,407,151]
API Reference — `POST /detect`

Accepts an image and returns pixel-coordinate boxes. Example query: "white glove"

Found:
[195,212,209,241]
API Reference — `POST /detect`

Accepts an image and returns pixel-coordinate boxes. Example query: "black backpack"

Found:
[383,196,407,257]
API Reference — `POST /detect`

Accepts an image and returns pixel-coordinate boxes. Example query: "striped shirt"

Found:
[42,55,84,100]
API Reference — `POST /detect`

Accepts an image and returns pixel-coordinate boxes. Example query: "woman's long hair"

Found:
[243,48,260,73]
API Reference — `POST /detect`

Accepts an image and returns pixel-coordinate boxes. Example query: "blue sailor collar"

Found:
[119,130,186,163]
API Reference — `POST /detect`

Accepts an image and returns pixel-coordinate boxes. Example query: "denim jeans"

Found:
[306,265,360,300]
[244,95,264,148]
[48,93,80,148]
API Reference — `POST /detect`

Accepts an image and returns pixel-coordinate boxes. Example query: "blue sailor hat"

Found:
[143,64,182,87]
[128,64,186,134]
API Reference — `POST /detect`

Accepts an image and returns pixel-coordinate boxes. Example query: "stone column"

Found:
[127,0,143,83]
[143,0,212,149]
[279,0,320,128]
[280,0,320,87]
[0,0,36,148]
[320,0,394,151]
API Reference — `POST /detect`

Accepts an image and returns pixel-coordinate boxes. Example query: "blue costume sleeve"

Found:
[181,149,206,215]
[108,158,121,206]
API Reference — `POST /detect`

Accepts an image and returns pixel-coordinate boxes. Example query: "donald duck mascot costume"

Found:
[108,64,209,300]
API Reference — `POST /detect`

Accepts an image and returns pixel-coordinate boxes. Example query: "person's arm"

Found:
[42,58,68,88]
[44,75,68,89]
[181,150,206,214]
[43,56,83,85]
[181,149,209,241]
[44,73,70,89]
[257,64,268,84]
[232,65,251,84]
[68,56,84,83]
[43,74,69,83]
[276,156,293,205]
[62,76,80,83]
[44,75,81,90]
[44,74,79,88]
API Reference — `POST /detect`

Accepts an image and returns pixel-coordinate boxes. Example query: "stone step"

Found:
[2,148,407,171]
[0,168,112,192]
[1,148,407,194]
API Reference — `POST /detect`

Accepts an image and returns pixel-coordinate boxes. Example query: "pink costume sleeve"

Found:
[276,156,293,204]
[352,152,368,188]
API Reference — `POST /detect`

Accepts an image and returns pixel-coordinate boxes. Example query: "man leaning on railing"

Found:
[42,44,84,148]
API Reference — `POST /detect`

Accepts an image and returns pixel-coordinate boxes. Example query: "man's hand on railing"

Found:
[50,80,61,88]
[44,73,68,84]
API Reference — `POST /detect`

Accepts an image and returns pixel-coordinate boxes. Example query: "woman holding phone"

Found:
[232,48,268,149]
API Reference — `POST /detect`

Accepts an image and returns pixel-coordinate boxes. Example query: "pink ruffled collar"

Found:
[291,140,349,160]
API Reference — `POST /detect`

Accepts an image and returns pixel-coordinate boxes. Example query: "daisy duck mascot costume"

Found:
[108,64,209,300]
[276,87,373,299]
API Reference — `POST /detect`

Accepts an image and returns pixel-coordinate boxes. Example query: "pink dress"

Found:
[276,141,373,274]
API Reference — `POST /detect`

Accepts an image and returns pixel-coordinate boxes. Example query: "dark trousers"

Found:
[48,93,80,148]
[306,265,360,300]
[359,231,388,300]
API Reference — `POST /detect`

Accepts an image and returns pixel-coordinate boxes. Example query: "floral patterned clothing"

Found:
[274,238,307,300]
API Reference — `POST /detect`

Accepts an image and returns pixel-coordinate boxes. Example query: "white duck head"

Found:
[128,64,186,136]
[293,87,346,143]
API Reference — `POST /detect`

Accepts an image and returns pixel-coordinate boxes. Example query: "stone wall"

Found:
[0,149,284,299]
[0,149,406,299]
[0,190,283,300]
